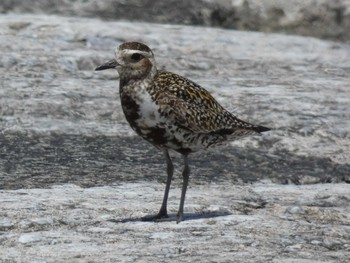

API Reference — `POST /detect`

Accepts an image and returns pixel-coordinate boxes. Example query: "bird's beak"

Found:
[95,59,118,71]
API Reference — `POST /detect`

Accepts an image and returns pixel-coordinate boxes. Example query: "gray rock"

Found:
[0,219,14,231]
[286,206,304,215]
[1,0,350,40]
[1,183,349,262]
[18,233,43,244]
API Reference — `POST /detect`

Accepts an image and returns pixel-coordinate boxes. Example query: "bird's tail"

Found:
[254,125,271,133]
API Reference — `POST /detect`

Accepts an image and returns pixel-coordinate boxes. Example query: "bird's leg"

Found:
[177,154,190,223]
[157,150,174,218]
[142,150,173,221]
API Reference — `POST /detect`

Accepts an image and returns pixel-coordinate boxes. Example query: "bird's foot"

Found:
[176,212,184,224]
[142,210,185,223]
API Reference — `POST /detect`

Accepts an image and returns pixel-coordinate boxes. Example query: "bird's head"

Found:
[95,42,157,81]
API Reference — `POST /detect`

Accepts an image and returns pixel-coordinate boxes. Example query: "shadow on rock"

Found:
[108,211,232,224]
[0,131,349,189]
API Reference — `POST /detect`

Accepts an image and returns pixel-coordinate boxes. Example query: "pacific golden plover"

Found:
[96,42,270,223]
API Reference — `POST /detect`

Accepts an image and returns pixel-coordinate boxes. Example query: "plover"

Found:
[96,42,270,223]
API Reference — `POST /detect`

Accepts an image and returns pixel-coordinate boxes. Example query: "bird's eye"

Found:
[131,53,144,61]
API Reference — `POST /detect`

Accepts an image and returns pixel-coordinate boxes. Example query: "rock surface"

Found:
[1,0,350,41]
[1,183,349,262]
[0,13,349,262]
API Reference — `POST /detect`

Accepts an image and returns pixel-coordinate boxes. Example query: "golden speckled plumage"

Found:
[95,41,270,223]
[150,71,257,134]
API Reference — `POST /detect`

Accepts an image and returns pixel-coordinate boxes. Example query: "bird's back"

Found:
[148,71,268,136]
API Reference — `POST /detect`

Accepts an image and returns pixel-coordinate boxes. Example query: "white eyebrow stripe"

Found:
[117,49,154,59]
[122,49,150,55]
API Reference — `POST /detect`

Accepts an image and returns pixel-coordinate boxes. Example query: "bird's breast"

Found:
[120,83,166,130]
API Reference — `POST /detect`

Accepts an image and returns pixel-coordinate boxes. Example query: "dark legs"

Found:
[142,151,190,223]
[157,150,174,218]
[177,154,190,223]
[142,150,173,221]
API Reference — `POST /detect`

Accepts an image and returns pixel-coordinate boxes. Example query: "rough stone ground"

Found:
[0,14,350,262]
[1,183,349,263]
[1,0,350,41]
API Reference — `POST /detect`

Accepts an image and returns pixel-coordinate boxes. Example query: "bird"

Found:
[95,41,270,223]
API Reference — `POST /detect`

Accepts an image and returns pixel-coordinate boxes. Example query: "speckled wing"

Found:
[151,72,258,134]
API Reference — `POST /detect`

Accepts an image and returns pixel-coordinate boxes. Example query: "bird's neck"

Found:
[119,65,157,88]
